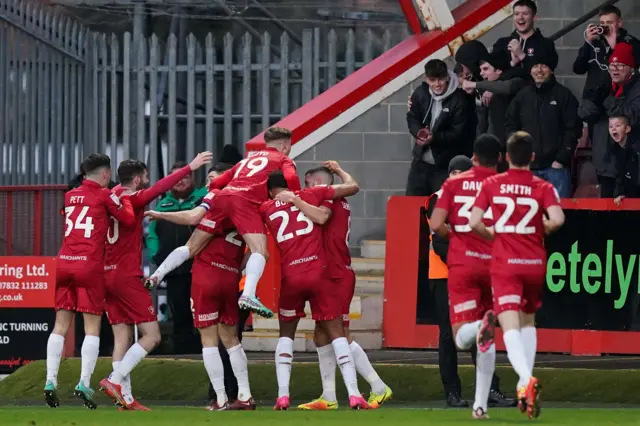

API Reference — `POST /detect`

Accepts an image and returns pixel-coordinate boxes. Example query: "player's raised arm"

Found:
[105,192,136,226]
[324,161,359,198]
[275,190,332,225]
[135,152,213,206]
[282,157,301,191]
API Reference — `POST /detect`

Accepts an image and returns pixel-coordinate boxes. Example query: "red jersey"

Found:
[435,166,496,268]
[261,186,335,277]
[322,196,352,278]
[104,165,192,277]
[197,188,246,273]
[473,169,561,269]
[209,147,300,204]
[58,180,135,270]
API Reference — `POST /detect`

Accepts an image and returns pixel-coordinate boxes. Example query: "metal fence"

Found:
[0,0,407,185]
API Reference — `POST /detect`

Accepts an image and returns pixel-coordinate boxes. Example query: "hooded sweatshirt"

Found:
[407,71,476,168]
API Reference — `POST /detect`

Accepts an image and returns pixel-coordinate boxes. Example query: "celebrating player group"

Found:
[430,131,565,420]
[44,127,392,412]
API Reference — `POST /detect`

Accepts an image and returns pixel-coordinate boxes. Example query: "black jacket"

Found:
[476,67,529,143]
[426,192,448,264]
[573,28,640,101]
[505,75,582,170]
[613,141,640,197]
[493,29,558,73]
[407,81,477,169]
[579,74,640,178]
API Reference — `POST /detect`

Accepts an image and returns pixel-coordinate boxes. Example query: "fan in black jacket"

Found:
[505,57,582,198]
[406,60,476,196]
[492,0,558,74]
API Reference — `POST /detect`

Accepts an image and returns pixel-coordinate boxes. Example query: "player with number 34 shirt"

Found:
[57,180,135,315]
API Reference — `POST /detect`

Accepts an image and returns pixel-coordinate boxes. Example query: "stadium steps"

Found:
[242,240,386,352]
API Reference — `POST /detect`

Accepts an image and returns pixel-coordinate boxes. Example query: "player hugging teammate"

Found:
[431,131,565,420]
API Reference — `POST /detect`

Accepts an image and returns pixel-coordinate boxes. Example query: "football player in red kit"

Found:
[429,134,503,419]
[470,131,565,419]
[99,152,212,410]
[145,127,301,319]
[288,162,391,410]
[45,154,136,409]
[145,167,256,411]
[261,170,370,411]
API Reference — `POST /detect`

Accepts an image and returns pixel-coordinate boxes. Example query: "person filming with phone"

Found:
[573,5,640,104]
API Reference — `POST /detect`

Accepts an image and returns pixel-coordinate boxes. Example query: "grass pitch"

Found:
[2,407,640,426]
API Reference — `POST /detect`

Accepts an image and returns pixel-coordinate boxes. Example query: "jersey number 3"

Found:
[64,206,95,238]
[269,207,313,243]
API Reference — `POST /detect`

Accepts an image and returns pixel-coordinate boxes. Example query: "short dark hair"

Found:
[117,159,147,184]
[264,127,292,144]
[513,0,537,15]
[171,161,188,172]
[267,171,288,191]
[424,59,449,79]
[506,131,534,167]
[609,114,629,125]
[81,154,111,176]
[304,166,334,185]
[208,163,233,174]
[474,134,502,167]
[599,5,621,18]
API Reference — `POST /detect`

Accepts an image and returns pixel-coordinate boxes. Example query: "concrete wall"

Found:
[294,0,640,252]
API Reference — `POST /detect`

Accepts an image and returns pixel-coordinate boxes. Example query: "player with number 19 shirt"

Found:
[57,180,136,315]
[434,165,496,325]
[260,185,338,320]
[472,169,561,315]
[207,147,300,235]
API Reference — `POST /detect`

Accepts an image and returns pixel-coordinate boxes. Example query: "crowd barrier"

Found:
[384,196,640,356]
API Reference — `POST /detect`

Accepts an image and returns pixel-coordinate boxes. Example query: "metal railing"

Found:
[0,0,407,185]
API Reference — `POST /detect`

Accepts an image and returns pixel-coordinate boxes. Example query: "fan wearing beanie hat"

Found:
[609,42,637,89]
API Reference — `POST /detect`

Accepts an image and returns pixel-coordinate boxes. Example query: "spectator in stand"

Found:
[493,0,558,74]
[579,43,640,197]
[573,5,640,104]
[406,59,476,196]
[609,115,640,205]
[461,51,529,172]
[505,55,582,198]
[145,161,208,354]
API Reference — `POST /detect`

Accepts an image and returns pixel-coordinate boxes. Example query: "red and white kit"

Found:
[104,165,192,325]
[435,166,496,325]
[261,186,340,321]
[56,180,135,315]
[473,169,561,314]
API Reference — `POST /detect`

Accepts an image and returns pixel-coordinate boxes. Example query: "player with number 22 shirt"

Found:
[262,170,370,411]
[469,131,565,420]
[45,154,136,410]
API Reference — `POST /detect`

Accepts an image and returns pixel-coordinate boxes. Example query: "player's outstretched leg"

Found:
[320,319,370,410]
[74,313,103,410]
[218,323,256,410]
[349,338,392,407]
[237,234,273,318]
[298,332,338,411]
[44,310,72,408]
[101,321,160,409]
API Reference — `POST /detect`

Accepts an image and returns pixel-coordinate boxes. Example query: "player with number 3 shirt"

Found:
[46,154,135,410]
[99,152,212,411]
[470,131,565,420]
[261,170,370,410]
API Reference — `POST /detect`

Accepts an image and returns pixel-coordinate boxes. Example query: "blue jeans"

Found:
[534,167,571,198]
